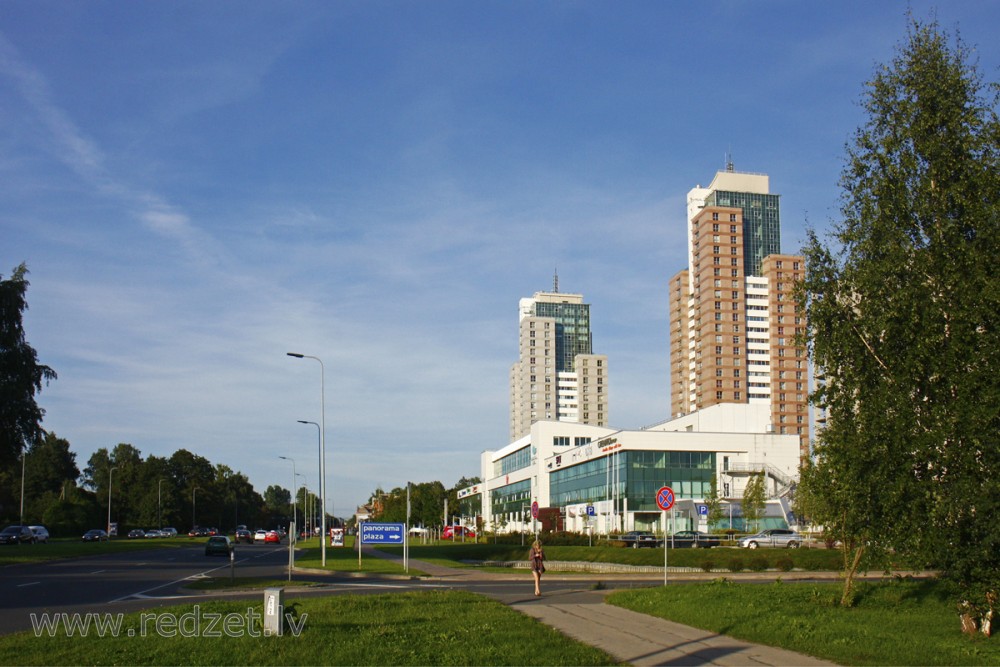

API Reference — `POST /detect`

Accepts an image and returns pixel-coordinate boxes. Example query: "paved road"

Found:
[0,541,295,634]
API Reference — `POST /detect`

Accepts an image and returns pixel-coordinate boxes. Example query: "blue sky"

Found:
[4,1,999,517]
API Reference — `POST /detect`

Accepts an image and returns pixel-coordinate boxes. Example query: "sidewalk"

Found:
[361,548,837,666]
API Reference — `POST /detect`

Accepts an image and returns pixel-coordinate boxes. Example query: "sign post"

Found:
[531,501,539,539]
[655,486,675,587]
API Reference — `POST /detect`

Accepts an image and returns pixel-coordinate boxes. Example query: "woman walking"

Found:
[529,539,545,596]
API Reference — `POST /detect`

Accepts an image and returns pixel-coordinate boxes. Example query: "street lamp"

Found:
[158,479,166,530]
[288,353,327,566]
[107,465,118,538]
[297,419,322,543]
[19,449,26,530]
[192,486,199,530]
[279,456,297,535]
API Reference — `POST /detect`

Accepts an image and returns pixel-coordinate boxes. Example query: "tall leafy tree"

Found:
[800,17,1000,634]
[740,472,766,533]
[0,264,56,469]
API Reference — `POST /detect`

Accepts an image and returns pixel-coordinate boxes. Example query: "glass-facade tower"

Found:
[705,189,781,276]
[532,300,592,372]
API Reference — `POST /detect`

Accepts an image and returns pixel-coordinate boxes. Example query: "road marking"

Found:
[90,570,106,575]
[17,581,40,587]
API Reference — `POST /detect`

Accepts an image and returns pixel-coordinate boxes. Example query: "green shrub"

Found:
[776,556,794,572]
[727,557,744,572]
[700,559,715,572]
[748,555,769,572]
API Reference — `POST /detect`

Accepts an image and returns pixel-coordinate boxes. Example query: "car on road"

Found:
[618,531,659,548]
[29,526,50,543]
[188,527,209,537]
[0,525,35,545]
[82,529,109,542]
[739,528,802,549]
[668,530,720,548]
[160,527,178,537]
[234,529,253,544]
[144,529,164,538]
[204,535,234,557]
[264,530,281,544]
[254,529,268,542]
[128,529,146,539]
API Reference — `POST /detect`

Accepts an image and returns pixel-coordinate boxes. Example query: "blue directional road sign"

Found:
[360,522,405,544]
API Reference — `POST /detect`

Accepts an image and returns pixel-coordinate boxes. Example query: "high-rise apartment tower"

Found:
[509,287,608,441]
[669,167,809,457]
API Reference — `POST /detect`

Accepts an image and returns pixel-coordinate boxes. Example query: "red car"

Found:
[442,525,475,539]
[264,530,281,544]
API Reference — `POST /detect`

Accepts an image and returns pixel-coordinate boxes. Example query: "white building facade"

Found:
[474,403,800,535]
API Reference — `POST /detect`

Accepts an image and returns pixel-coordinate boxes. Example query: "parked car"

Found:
[264,530,281,544]
[160,527,178,537]
[234,529,253,544]
[739,528,802,549]
[29,526,50,543]
[188,527,209,537]
[205,535,234,557]
[254,529,268,542]
[82,529,109,542]
[128,529,146,539]
[144,529,163,538]
[619,531,659,548]
[442,525,476,539]
[668,531,720,548]
[0,525,35,545]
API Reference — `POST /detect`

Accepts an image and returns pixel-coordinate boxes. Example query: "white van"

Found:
[29,526,50,543]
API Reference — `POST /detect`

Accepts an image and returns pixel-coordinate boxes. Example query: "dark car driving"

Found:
[668,530,721,548]
[619,531,659,548]
[0,525,34,545]
[205,535,234,557]
[82,529,109,542]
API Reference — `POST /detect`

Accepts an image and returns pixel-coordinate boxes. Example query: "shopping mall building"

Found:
[459,403,800,535]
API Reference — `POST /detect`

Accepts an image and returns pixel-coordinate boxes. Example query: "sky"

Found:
[4,1,1000,518]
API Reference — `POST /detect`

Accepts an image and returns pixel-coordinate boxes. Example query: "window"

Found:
[730,214,737,222]
[553,436,570,447]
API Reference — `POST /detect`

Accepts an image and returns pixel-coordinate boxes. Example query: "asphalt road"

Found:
[0,541,299,635]
[0,542,662,636]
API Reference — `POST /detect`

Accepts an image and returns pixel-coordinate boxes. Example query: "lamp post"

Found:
[19,449,26,530]
[279,456,297,535]
[107,465,118,538]
[192,486,199,530]
[297,419,322,544]
[158,479,166,530]
[288,353,327,566]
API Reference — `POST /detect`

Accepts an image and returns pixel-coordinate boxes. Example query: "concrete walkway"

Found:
[361,548,838,666]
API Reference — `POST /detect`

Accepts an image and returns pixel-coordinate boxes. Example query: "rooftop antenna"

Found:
[553,268,559,293]
[725,148,734,172]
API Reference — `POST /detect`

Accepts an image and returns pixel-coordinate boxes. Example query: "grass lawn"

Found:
[0,591,617,666]
[608,577,1000,666]
[293,537,425,576]
[183,577,324,591]
[0,537,195,566]
[377,542,845,571]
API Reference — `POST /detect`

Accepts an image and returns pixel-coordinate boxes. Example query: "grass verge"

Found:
[0,537,194,566]
[377,543,845,571]
[183,577,323,591]
[608,577,1000,666]
[0,591,618,666]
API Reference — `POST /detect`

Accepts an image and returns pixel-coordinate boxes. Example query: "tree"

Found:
[740,472,766,533]
[0,264,57,470]
[23,432,80,524]
[800,17,1000,634]
[703,476,725,533]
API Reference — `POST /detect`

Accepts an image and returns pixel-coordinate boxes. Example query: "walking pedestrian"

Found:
[529,539,545,596]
